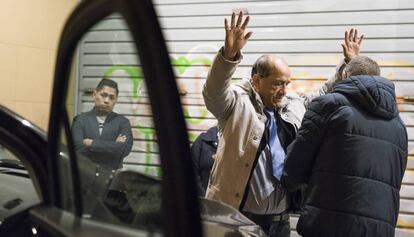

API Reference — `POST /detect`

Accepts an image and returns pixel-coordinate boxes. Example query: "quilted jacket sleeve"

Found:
[281,95,337,191]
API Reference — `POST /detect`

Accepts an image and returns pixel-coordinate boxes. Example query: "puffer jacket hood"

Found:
[333,75,398,119]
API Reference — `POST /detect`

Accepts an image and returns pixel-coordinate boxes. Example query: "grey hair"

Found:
[344,56,381,77]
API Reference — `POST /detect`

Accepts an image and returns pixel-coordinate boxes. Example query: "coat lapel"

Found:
[86,109,100,138]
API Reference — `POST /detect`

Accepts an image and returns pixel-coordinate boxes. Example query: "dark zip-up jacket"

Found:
[282,75,408,237]
[72,109,133,170]
[190,126,218,196]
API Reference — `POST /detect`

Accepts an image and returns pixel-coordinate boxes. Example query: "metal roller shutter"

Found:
[76,0,414,235]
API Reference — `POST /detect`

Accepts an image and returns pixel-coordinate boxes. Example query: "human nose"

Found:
[278,86,287,96]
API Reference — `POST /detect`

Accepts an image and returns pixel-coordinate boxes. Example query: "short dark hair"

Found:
[251,55,273,78]
[96,79,119,95]
[345,56,381,77]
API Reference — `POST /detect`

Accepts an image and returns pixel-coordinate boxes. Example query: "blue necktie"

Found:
[264,108,286,180]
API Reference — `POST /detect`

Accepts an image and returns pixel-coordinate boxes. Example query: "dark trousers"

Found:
[266,220,290,237]
[242,212,290,237]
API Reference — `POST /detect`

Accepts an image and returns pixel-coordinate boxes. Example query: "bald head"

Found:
[251,55,291,108]
[251,55,290,78]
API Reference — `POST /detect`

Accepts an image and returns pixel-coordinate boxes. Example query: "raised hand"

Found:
[341,28,364,63]
[223,11,253,60]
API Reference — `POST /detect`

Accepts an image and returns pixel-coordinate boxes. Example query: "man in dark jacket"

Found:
[281,56,408,237]
[72,79,133,171]
[190,126,218,196]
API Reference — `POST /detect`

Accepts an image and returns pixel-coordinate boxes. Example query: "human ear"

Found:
[251,74,261,90]
[341,70,347,80]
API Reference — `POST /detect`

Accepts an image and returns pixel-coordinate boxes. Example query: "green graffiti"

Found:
[103,66,143,99]
[137,127,156,175]
[171,56,212,74]
[102,56,212,177]
[172,56,211,126]
[103,65,155,175]
[184,107,209,125]
[188,132,199,142]
[144,134,152,175]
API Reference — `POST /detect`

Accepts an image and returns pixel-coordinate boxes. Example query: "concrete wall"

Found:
[0,0,78,130]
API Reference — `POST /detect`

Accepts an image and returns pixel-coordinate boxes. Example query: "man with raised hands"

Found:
[202,11,363,236]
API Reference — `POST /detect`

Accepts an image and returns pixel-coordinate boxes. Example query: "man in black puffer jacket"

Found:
[281,56,408,237]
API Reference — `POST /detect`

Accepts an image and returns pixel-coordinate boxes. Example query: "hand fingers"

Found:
[358,34,364,45]
[224,18,229,33]
[236,11,243,27]
[344,31,350,47]
[353,28,358,42]
[244,31,253,41]
[116,136,126,142]
[231,12,236,29]
[348,28,354,42]
[341,43,346,52]
[241,15,250,30]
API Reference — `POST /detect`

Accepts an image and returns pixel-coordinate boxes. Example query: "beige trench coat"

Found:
[203,48,343,209]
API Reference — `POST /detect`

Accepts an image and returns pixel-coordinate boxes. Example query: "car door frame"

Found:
[30,0,202,236]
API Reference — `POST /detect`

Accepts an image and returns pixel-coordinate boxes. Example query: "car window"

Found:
[59,14,163,233]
